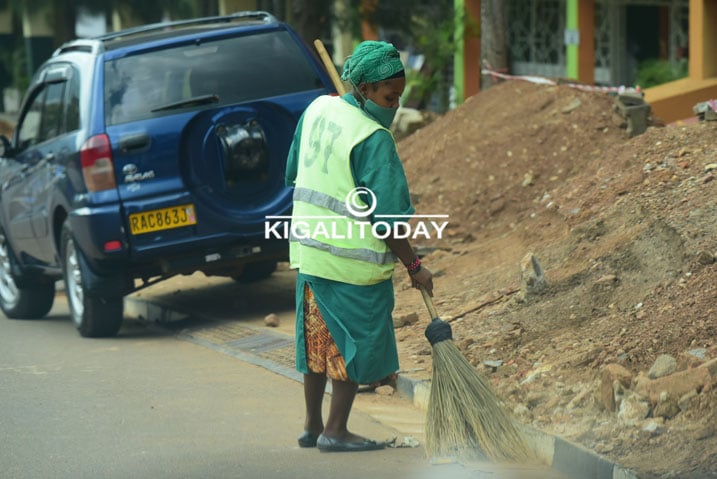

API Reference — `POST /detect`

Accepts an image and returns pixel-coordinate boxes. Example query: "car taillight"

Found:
[80,134,117,192]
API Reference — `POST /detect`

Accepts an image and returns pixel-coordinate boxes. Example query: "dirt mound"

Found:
[392,80,717,478]
[400,81,628,240]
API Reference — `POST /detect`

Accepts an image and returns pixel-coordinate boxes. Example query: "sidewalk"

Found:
[123,272,642,479]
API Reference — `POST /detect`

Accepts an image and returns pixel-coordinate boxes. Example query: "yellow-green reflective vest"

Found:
[289,95,396,285]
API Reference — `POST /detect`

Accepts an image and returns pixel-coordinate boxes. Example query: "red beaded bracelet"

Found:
[406,256,422,275]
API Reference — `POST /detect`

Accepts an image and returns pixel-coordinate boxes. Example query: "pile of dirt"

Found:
[391,80,717,478]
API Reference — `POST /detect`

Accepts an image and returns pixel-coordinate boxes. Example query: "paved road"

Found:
[1,269,566,479]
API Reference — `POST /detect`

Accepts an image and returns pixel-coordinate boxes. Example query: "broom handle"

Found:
[419,286,440,320]
[314,39,347,95]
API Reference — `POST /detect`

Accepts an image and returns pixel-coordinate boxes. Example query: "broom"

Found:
[420,287,537,464]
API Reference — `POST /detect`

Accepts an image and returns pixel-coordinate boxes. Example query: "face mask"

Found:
[353,83,398,129]
[364,99,398,129]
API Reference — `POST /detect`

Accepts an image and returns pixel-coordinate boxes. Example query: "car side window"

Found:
[17,88,46,152]
[64,70,80,133]
[15,70,77,153]
[39,82,66,141]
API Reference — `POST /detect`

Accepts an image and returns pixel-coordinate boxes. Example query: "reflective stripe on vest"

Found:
[292,187,363,221]
[291,235,395,265]
[289,96,396,285]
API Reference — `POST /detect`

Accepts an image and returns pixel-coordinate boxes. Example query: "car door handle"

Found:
[119,133,150,153]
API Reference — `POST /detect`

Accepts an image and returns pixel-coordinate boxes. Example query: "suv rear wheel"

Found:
[0,231,55,319]
[61,223,123,337]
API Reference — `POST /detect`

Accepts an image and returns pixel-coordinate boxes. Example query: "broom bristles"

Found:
[426,339,538,464]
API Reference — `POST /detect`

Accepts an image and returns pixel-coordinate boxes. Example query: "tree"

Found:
[290,0,331,48]
[350,0,456,112]
[52,0,77,46]
[480,0,508,89]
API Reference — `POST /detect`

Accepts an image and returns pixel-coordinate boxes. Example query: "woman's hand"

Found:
[410,267,434,296]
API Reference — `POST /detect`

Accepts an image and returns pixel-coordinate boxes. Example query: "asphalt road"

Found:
[1,267,568,479]
[0,290,479,479]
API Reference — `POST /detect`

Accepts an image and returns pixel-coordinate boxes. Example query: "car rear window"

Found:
[104,30,322,125]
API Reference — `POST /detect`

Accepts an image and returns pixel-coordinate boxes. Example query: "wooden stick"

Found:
[313,39,347,95]
[452,288,519,320]
[419,286,439,320]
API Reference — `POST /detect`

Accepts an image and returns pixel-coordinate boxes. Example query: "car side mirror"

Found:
[0,135,12,157]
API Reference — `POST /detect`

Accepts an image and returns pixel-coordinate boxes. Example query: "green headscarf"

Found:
[340,40,405,85]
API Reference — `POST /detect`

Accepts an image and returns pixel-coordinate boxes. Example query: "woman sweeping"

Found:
[286,40,434,452]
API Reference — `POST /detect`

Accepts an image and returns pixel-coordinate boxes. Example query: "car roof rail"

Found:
[94,11,278,43]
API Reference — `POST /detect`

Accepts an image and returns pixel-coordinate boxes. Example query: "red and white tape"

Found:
[481,68,640,94]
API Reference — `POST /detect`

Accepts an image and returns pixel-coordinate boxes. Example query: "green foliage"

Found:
[0,42,29,92]
[409,13,456,112]
[404,69,428,107]
[11,46,29,92]
[348,0,459,113]
[635,58,688,89]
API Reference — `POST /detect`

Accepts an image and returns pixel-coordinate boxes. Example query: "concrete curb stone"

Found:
[396,372,641,479]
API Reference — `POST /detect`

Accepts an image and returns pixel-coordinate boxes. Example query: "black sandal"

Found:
[297,430,321,448]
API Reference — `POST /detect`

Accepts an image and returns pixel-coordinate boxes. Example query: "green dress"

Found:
[286,94,414,384]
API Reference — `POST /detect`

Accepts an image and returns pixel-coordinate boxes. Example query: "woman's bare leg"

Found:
[323,378,365,442]
[303,372,327,434]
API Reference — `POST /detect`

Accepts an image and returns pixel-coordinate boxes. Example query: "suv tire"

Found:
[61,223,124,337]
[0,231,55,319]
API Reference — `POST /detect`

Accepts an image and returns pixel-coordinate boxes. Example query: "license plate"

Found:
[129,204,197,235]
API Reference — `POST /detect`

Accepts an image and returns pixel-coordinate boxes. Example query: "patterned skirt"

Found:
[303,283,349,381]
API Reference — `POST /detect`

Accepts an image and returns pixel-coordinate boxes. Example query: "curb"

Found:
[125,295,641,479]
[395,373,641,479]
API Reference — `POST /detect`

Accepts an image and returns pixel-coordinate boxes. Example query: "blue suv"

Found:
[0,12,334,337]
